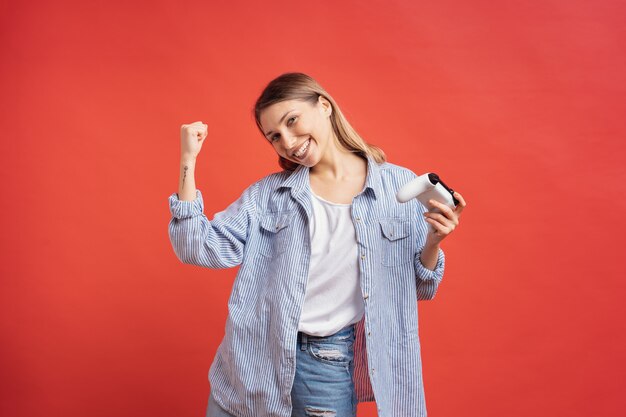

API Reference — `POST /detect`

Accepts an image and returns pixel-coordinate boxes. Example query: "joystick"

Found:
[397,173,459,233]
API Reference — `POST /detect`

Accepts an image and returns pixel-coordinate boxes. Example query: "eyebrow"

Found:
[264,109,296,137]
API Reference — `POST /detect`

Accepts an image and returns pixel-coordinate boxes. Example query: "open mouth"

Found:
[293,138,311,159]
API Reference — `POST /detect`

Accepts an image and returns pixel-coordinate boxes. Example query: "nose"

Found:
[279,131,297,150]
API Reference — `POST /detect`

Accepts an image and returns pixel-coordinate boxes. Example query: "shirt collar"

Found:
[278,154,382,200]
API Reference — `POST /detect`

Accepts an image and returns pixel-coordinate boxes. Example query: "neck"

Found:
[310,141,366,180]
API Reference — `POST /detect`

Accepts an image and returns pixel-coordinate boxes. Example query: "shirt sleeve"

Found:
[415,245,445,300]
[410,176,446,300]
[167,182,258,269]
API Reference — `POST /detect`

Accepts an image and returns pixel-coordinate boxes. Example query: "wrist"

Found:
[180,156,196,166]
[423,236,441,250]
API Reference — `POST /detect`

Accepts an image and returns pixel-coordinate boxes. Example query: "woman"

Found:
[168,72,466,417]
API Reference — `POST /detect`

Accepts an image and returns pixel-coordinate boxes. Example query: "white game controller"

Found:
[397,173,459,233]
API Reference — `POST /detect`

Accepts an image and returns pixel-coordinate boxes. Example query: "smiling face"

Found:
[259,96,335,168]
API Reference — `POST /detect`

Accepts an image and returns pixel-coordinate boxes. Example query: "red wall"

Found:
[1,0,625,416]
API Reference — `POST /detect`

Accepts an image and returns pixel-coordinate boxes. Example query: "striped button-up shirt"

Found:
[168,154,445,417]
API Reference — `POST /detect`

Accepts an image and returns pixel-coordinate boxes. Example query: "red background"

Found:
[1,0,625,416]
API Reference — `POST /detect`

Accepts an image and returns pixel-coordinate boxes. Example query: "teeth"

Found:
[294,139,310,157]
[295,140,309,156]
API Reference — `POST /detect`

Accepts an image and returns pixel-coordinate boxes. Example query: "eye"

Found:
[269,116,297,142]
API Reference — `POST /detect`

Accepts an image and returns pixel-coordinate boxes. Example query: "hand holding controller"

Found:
[397,173,459,233]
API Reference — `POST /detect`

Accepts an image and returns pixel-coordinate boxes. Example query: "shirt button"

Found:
[361,254,366,260]
[367,331,371,336]
[363,293,369,299]
[355,217,361,222]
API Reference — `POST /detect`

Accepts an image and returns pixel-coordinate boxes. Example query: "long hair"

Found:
[253,72,386,172]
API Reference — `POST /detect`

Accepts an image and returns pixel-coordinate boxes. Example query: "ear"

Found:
[317,95,332,117]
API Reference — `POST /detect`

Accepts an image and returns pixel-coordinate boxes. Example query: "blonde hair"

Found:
[253,72,386,172]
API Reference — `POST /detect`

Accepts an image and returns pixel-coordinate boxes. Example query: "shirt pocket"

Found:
[259,211,292,258]
[379,218,412,267]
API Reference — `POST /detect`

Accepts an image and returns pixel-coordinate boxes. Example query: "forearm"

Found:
[420,241,440,271]
[178,157,197,201]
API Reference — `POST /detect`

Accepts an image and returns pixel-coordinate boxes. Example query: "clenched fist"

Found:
[180,121,208,160]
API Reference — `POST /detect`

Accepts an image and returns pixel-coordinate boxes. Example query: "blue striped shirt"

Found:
[168,154,445,417]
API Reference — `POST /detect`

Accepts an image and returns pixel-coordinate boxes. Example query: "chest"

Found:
[309,176,366,205]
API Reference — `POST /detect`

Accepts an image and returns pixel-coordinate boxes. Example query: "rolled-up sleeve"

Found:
[167,182,258,269]
[414,246,445,300]
[411,187,446,300]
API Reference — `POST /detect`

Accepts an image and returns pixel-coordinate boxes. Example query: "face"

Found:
[259,96,334,167]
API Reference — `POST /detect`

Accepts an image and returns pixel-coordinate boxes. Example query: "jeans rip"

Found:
[309,340,353,367]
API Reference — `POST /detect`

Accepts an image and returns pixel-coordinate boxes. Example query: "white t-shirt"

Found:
[297,189,365,336]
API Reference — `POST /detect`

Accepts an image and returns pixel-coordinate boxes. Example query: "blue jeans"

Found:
[206,323,357,417]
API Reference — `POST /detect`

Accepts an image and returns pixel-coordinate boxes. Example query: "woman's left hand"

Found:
[423,191,467,245]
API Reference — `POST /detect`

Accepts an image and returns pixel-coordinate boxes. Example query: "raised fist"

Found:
[180,121,208,159]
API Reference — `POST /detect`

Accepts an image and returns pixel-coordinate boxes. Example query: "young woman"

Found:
[168,72,466,417]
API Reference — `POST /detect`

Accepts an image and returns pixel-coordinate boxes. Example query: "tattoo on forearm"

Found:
[183,165,188,187]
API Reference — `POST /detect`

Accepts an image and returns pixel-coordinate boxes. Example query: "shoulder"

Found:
[378,160,420,186]
[231,169,290,192]
[255,169,291,189]
[227,170,289,204]
[247,169,293,206]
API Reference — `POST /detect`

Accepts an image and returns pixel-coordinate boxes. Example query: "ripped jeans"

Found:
[206,323,357,417]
